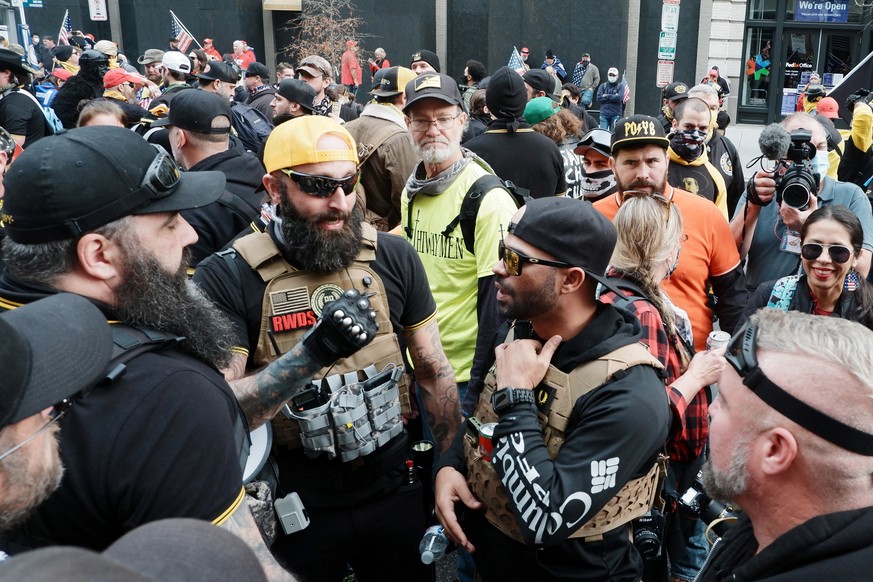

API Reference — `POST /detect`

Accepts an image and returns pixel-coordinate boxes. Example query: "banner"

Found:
[794,0,848,23]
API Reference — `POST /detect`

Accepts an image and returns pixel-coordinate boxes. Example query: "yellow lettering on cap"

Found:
[412,52,421,61]
[623,119,657,137]
[415,75,442,91]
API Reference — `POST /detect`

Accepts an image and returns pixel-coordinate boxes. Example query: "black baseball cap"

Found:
[663,81,689,102]
[611,114,670,154]
[151,90,232,133]
[196,61,239,83]
[276,78,316,113]
[509,197,616,282]
[371,66,416,97]
[0,293,112,427]
[402,73,463,112]
[2,126,225,243]
[244,61,269,81]
[523,69,559,101]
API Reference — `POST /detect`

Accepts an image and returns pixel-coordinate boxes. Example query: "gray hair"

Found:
[687,83,718,100]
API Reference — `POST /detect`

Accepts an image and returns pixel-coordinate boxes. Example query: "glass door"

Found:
[780,30,818,116]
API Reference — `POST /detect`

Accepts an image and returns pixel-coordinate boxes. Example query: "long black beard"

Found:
[276,185,364,275]
[112,246,235,369]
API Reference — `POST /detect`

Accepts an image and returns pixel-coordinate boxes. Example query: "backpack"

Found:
[765,275,799,311]
[230,103,273,153]
[405,174,529,256]
[12,87,62,135]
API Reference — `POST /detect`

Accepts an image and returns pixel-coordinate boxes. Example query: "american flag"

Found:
[170,11,194,54]
[622,71,631,104]
[508,47,525,74]
[57,10,72,46]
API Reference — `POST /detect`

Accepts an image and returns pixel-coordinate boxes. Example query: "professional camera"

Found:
[632,509,666,560]
[773,129,819,210]
[676,472,739,541]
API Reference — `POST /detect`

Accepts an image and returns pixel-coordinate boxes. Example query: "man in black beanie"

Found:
[466,66,566,198]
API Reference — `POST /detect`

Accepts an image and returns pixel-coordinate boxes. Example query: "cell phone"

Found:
[275,492,310,535]
[291,387,323,412]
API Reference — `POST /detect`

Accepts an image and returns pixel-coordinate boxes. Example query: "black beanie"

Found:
[52,45,73,62]
[486,66,526,122]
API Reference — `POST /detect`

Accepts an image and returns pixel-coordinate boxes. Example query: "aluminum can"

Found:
[707,330,731,351]
[478,422,498,462]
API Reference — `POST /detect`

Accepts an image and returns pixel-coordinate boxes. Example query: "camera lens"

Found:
[781,182,812,209]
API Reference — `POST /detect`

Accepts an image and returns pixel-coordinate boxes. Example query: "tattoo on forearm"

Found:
[222,499,298,582]
[228,344,322,429]
[408,320,461,452]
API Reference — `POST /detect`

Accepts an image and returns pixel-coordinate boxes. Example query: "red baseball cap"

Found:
[50,68,72,82]
[103,68,145,89]
[817,96,839,119]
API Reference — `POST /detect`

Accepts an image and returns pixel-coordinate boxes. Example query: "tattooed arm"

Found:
[220,496,298,581]
[224,344,322,430]
[405,317,461,452]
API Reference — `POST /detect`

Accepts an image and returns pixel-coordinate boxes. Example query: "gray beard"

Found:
[0,424,63,532]
[112,246,235,370]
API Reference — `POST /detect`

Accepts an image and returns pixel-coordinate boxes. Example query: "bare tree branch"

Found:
[280,0,368,77]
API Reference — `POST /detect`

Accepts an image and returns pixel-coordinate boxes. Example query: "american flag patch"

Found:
[269,287,310,315]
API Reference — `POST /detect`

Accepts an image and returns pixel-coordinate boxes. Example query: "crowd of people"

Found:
[0,30,872,582]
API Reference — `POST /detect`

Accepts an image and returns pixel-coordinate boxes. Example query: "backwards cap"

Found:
[263,115,358,173]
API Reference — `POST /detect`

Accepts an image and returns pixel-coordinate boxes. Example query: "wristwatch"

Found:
[491,387,536,414]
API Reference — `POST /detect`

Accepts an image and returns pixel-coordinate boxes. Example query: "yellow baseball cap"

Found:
[263,116,359,174]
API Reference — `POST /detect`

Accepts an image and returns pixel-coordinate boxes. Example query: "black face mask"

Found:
[670,129,706,161]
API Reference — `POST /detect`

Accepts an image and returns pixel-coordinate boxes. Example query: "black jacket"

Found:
[180,144,267,266]
[697,507,873,581]
[52,74,103,128]
[466,118,567,199]
[246,85,276,122]
[745,275,859,324]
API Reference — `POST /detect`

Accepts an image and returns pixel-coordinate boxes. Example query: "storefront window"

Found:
[749,0,778,20]
[786,1,864,24]
[742,28,774,108]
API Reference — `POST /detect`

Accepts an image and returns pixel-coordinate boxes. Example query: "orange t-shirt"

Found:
[594,186,740,352]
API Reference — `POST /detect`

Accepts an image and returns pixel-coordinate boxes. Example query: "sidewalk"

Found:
[724,123,764,181]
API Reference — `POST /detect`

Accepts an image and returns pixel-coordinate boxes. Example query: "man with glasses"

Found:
[400,72,518,417]
[102,67,149,126]
[698,309,873,580]
[0,294,112,545]
[434,196,670,581]
[195,115,460,581]
[732,112,873,289]
[0,126,372,579]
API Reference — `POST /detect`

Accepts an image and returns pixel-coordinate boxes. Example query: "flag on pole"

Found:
[508,46,525,74]
[169,11,198,53]
[58,10,72,46]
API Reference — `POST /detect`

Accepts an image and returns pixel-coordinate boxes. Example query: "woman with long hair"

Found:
[599,193,725,582]
[525,96,585,199]
[747,205,873,329]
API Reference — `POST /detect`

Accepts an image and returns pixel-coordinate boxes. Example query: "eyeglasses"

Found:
[408,113,463,132]
[620,190,674,220]
[800,243,852,264]
[280,169,360,198]
[0,399,73,463]
[725,320,873,456]
[498,240,574,276]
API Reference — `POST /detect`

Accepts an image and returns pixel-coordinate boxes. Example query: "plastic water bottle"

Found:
[418,524,449,564]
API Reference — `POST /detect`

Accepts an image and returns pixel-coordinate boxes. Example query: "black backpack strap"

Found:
[102,325,185,385]
[444,175,529,255]
[216,190,261,222]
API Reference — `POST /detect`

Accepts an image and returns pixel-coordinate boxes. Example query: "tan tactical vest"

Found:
[465,337,666,543]
[233,223,411,452]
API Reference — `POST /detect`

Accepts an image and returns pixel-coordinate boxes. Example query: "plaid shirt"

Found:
[600,280,709,461]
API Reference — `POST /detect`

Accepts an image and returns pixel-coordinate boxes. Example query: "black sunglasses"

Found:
[281,169,360,198]
[0,399,73,462]
[498,240,574,276]
[725,321,873,456]
[800,243,852,264]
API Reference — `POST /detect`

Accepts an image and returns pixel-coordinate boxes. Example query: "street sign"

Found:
[22,0,43,7]
[89,0,107,21]
[662,3,680,33]
[658,32,677,60]
[656,60,674,87]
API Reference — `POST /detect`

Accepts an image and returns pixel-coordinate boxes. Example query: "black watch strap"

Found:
[491,387,536,414]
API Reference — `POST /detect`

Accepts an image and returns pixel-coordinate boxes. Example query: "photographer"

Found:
[730,112,873,291]
[836,89,873,192]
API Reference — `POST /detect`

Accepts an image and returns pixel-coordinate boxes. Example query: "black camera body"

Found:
[773,129,819,210]
[677,473,739,541]
[632,509,666,560]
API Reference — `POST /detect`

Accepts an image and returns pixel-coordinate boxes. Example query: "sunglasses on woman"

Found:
[800,243,852,264]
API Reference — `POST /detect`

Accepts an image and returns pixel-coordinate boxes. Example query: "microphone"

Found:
[758,123,791,161]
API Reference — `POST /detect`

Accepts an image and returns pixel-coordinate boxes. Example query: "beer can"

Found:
[478,422,498,462]
[707,331,731,351]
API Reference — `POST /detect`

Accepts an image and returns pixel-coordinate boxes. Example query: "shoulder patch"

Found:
[720,152,732,175]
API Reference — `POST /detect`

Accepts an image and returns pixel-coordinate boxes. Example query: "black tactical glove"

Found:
[300,289,378,367]
[846,88,872,111]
